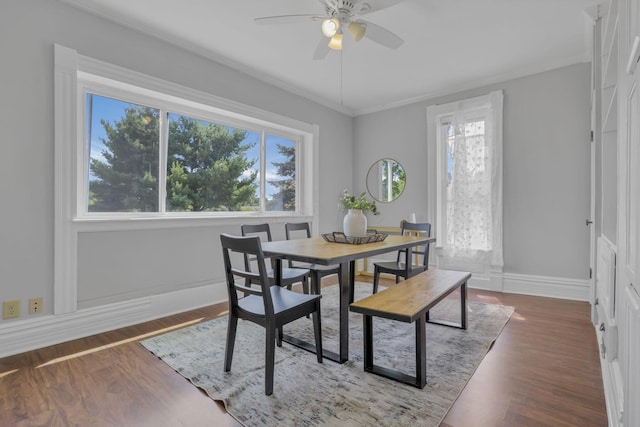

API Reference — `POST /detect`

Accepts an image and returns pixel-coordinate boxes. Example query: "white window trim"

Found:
[54,44,318,314]
[76,65,313,219]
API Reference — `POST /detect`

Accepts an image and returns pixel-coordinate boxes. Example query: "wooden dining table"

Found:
[261,234,436,363]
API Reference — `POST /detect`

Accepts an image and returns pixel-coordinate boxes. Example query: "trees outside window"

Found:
[165,113,258,212]
[86,93,298,214]
[266,137,296,212]
[88,100,160,212]
[380,159,406,202]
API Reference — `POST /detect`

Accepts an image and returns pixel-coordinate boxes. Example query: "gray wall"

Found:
[355,64,592,279]
[0,0,591,323]
[0,0,353,313]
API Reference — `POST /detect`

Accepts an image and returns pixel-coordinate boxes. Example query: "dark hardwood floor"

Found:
[0,276,607,427]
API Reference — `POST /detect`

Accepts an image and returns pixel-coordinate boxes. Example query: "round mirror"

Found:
[366,158,406,203]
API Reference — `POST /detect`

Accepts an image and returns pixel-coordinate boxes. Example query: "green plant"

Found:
[339,189,379,215]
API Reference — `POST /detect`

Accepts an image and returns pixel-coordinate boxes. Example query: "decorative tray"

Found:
[321,232,388,245]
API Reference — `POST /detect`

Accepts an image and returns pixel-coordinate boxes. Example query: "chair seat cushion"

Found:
[374,262,427,276]
[291,262,340,273]
[268,267,309,280]
[238,286,321,316]
[374,261,409,271]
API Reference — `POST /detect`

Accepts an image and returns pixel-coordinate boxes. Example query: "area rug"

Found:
[141,283,513,426]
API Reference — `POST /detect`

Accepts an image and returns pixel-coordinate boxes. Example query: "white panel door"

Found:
[621,0,640,421]
[623,285,640,427]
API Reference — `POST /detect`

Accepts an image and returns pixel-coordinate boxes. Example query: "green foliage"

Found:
[339,190,379,215]
[266,144,296,211]
[165,115,257,211]
[382,161,406,201]
[90,106,160,212]
[89,108,259,212]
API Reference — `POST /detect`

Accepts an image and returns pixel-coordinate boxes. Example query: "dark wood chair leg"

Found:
[265,326,276,396]
[373,266,380,294]
[312,307,323,363]
[311,272,321,294]
[306,273,319,318]
[224,315,238,372]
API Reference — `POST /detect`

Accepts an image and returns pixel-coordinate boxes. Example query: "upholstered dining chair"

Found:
[372,221,432,294]
[241,223,310,294]
[284,222,342,294]
[220,233,323,395]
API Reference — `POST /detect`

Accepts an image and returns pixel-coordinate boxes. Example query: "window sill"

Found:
[72,213,313,232]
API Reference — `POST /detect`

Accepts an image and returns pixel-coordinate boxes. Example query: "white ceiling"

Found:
[61,0,600,116]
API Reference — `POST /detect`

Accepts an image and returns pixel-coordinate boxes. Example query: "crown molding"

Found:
[59,0,592,118]
[58,0,356,116]
[353,54,591,116]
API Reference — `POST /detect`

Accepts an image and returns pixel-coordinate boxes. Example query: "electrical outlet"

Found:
[29,297,43,314]
[3,300,20,319]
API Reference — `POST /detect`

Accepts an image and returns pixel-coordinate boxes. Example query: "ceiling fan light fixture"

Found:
[328,32,343,50]
[347,22,366,41]
[321,18,340,37]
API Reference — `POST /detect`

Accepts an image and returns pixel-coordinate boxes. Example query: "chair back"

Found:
[241,223,273,241]
[284,222,312,268]
[220,233,275,316]
[284,222,312,240]
[241,223,274,271]
[397,221,432,268]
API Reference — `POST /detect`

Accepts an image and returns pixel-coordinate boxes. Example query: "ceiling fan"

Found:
[255,0,404,60]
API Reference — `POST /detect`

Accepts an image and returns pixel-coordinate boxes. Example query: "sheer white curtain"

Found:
[427,91,503,273]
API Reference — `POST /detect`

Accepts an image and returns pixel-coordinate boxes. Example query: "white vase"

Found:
[343,209,367,237]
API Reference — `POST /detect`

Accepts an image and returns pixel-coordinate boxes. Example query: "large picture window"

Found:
[80,77,307,217]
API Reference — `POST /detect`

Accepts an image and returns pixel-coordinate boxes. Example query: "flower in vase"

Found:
[339,189,379,215]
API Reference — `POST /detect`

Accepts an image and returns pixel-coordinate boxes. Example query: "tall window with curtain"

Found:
[427,91,503,275]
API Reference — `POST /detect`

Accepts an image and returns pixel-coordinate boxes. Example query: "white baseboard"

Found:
[467,272,589,301]
[0,272,590,358]
[500,272,590,301]
[0,282,228,358]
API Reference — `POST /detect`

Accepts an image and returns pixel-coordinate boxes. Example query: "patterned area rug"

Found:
[141,283,513,426]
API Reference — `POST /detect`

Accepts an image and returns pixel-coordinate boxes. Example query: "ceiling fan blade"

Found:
[313,36,331,60]
[254,14,324,25]
[358,19,404,49]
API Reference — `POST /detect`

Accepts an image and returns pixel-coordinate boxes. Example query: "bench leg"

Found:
[415,313,427,388]
[426,281,468,330]
[362,314,427,389]
[363,314,373,371]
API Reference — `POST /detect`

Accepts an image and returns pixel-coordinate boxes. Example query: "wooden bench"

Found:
[349,268,471,388]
